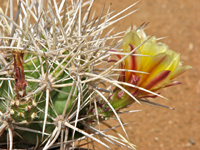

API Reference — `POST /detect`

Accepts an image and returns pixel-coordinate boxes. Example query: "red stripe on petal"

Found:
[108,59,117,63]
[125,44,137,82]
[147,53,170,74]
[145,70,171,90]
[109,49,122,59]
[129,44,134,50]
[130,45,137,71]
[140,53,171,86]
[164,81,182,88]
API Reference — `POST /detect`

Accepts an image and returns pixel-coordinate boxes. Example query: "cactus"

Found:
[0,0,191,149]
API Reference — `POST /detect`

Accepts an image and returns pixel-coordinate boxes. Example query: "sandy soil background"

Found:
[1,0,199,150]
[93,0,200,150]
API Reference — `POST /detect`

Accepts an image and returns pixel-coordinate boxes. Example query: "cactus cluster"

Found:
[0,0,191,149]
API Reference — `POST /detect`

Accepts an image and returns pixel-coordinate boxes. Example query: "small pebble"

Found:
[154,137,159,141]
[189,43,194,51]
[189,137,195,145]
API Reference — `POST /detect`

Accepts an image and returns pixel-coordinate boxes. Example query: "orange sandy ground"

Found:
[1,0,199,150]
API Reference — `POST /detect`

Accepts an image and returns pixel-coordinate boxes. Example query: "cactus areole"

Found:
[0,0,191,149]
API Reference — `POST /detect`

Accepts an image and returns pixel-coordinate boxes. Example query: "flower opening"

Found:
[110,25,192,110]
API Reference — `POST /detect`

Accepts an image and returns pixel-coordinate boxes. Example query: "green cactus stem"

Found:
[11,50,37,123]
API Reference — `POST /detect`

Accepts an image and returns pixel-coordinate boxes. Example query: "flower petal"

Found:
[124,25,147,41]
[140,37,159,69]
[145,70,171,90]
[170,64,192,79]
[157,42,169,53]
[164,81,182,88]
[123,31,141,52]
[140,36,158,54]
[124,45,142,82]
[141,53,171,85]
[166,51,180,73]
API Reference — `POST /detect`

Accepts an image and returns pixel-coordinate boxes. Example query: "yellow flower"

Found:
[109,25,192,110]
[120,25,192,97]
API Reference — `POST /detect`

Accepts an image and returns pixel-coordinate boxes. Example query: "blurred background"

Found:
[1,0,199,149]
[93,0,200,150]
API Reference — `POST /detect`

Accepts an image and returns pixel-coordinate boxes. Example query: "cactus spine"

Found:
[0,0,191,149]
[0,0,139,149]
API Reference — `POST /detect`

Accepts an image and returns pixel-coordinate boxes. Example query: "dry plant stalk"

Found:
[0,0,191,149]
